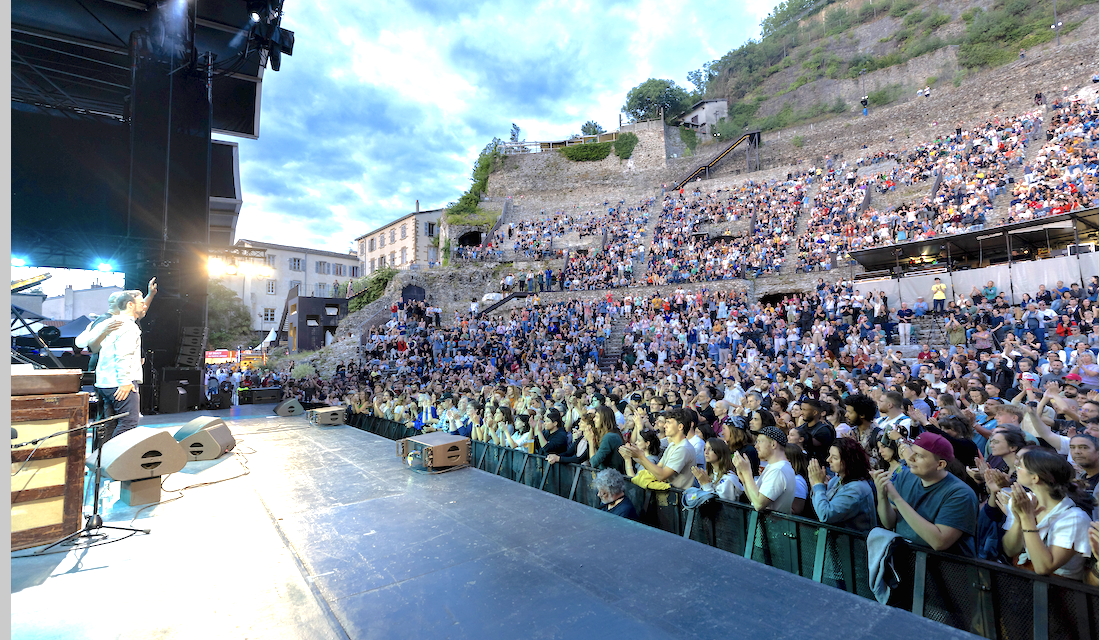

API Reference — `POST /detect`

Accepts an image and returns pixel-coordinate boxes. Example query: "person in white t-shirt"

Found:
[998,448,1093,580]
[621,408,697,489]
[733,425,796,513]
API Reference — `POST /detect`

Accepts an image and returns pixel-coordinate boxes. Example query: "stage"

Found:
[11,408,979,639]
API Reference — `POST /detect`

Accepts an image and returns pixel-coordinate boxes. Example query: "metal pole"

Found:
[1005,231,1016,304]
[1072,211,1085,289]
[1053,0,1060,46]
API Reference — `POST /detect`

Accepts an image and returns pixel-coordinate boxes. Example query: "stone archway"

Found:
[457,231,482,247]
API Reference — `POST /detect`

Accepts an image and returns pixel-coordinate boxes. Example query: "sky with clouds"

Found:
[222,0,784,253]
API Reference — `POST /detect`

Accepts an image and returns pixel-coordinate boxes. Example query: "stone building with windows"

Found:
[218,239,361,341]
[355,202,443,274]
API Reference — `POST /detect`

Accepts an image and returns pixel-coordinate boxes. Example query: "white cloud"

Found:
[230,0,787,251]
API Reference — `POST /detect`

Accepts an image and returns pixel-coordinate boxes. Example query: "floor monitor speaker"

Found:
[173,416,226,442]
[98,428,187,481]
[307,406,345,426]
[178,423,235,461]
[274,398,304,417]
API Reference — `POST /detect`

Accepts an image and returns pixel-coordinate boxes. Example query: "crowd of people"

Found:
[270,88,1100,593]
[485,97,1094,289]
[558,201,651,290]
[647,173,808,282]
[277,266,1099,582]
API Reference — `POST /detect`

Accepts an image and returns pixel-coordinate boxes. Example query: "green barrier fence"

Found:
[349,414,1098,640]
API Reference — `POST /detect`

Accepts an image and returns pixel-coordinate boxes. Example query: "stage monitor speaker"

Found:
[307,406,345,426]
[177,423,235,461]
[173,416,226,442]
[98,428,187,481]
[274,398,304,417]
[158,384,187,413]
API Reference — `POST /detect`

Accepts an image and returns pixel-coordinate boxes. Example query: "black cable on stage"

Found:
[127,446,253,525]
[12,443,256,557]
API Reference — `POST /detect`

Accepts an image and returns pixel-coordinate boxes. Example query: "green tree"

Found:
[686,61,717,97]
[509,123,521,143]
[621,79,692,123]
[207,280,255,349]
[580,120,605,136]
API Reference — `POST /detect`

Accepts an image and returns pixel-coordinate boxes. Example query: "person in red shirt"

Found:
[917,345,934,363]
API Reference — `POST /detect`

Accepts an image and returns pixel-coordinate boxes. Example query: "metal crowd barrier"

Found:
[349,414,1098,640]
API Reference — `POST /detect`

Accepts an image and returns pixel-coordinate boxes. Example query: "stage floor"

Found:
[11,409,979,639]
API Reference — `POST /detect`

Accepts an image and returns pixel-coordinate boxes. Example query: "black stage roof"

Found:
[849,208,1099,273]
[12,0,284,137]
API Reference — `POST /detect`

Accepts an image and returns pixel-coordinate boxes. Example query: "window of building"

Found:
[325,305,339,316]
[379,235,385,248]
[266,280,276,295]
[262,308,277,322]
[289,258,303,271]
[428,248,438,263]
[350,265,360,278]
[379,256,386,268]
[400,224,407,239]
[369,238,376,252]
[290,280,301,294]
[400,247,407,264]
[370,258,376,272]
[266,254,276,267]
[390,230,396,244]
[425,222,436,237]
[334,263,345,277]
[390,251,396,267]
[315,283,328,297]
[316,261,331,275]
[306,315,320,327]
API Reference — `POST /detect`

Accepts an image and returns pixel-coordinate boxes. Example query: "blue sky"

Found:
[222,0,783,253]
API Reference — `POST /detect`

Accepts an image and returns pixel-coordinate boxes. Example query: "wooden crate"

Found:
[11,393,89,551]
[11,368,83,396]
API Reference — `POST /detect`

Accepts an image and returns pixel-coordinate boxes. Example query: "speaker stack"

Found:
[175,326,207,368]
[96,428,187,506]
[173,416,235,461]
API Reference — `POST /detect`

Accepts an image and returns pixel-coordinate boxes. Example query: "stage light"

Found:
[224,263,238,275]
[97,262,113,272]
[208,257,226,277]
[250,11,260,22]
[11,257,26,267]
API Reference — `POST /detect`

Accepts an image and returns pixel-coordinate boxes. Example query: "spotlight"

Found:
[11,257,26,267]
[250,11,261,22]
[208,257,226,276]
[224,263,238,276]
[97,263,113,272]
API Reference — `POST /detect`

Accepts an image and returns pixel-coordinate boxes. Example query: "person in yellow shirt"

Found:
[931,277,947,317]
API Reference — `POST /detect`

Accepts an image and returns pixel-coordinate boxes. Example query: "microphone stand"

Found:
[29,413,151,554]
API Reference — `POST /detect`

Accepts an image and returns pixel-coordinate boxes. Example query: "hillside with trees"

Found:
[621,0,1095,135]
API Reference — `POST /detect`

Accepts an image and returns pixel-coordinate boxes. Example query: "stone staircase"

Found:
[635,201,663,281]
[781,179,818,274]
[891,315,949,359]
[598,314,630,372]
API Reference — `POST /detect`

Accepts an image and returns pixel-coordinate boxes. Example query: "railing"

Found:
[349,414,1099,640]
[501,133,621,154]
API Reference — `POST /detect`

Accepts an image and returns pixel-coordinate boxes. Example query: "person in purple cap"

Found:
[871,432,979,556]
